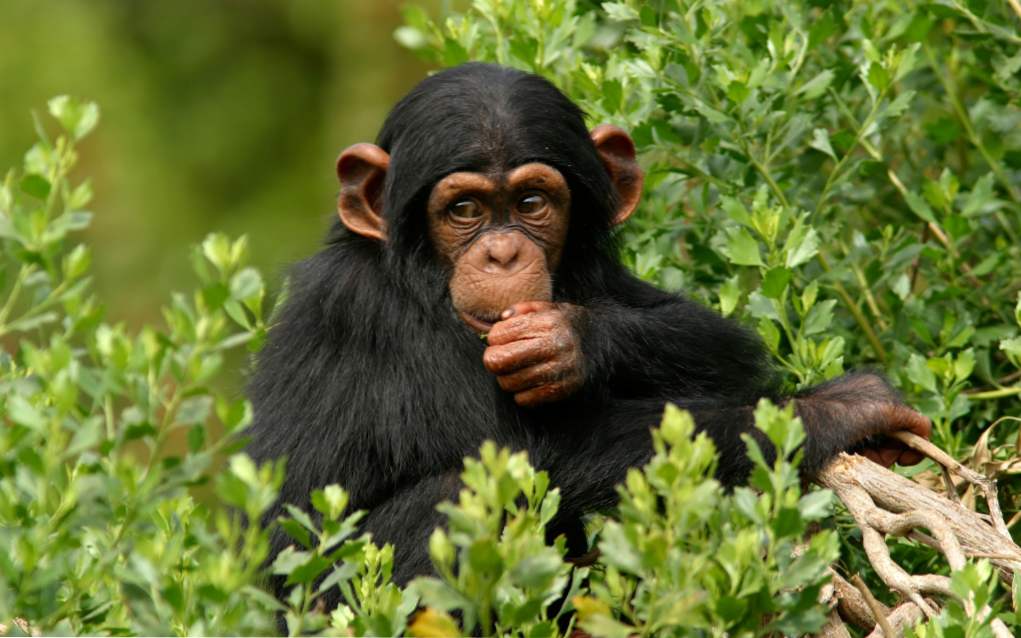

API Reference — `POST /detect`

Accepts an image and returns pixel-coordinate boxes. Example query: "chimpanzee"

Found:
[245,63,930,598]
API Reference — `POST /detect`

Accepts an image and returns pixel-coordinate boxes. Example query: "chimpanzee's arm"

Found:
[577,292,776,403]
[574,292,930,481]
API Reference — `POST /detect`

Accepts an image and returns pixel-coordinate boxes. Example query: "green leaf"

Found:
[202,233,233,272]
[866,62,890,93]
[904,191,936,223]
[509,551,563,588]
[597,522,642,575]
[884,90,916,120]
[721,196,751,226]
[758,317,781,353]
[20,173,51,199]
[602,3,639,22]
[962,173,997,217]
[797,70,834,100]
[906,354,938,393]
[802,299,835,335]
[278,519,312,549]
[810,128,836,160]
[718,275,741,317]
[784,221,819,268]
[284,555,332,586]
[798,489,834,520]
[48,95,100,140]
[7,396,47,431]
[311,484,348,520]
[394,26,427,50]
[722,228,764,267]
[230,267,263,301]
[761,266,792,299]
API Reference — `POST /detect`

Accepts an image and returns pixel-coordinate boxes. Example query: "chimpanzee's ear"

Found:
[590,124,644,226]
[336,143,389,241]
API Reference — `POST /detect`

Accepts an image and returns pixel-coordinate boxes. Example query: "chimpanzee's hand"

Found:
[797,372,932,471]
[482,301,585,407]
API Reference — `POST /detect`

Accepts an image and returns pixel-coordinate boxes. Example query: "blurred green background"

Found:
[1,0,433,324]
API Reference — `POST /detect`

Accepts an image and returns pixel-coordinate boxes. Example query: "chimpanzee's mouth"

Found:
[459,310,498,334]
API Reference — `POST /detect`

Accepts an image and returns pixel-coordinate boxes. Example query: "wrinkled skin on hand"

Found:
[482,301,585,407]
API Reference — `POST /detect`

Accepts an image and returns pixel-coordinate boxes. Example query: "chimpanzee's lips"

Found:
[459,310,497,334]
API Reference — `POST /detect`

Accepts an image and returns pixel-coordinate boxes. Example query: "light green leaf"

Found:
[904,191,936,223]
[810,128,836,160]
[784,221,819,268]
[722,227,764,267]
[718,275,741,317]
[797,70,834,100]
[905,354,938,393]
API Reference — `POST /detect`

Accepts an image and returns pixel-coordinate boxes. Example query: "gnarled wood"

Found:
[818,453,1021,575]
[813,439,1020,638]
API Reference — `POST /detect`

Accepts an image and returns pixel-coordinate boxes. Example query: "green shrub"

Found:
[3,0,1021,634]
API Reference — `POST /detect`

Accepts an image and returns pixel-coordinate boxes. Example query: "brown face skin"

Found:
[426,163,571,328]
[425,163,587,406]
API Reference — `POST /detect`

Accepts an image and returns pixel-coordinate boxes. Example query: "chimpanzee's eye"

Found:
[517,193,547,215]
[449,198,482,219]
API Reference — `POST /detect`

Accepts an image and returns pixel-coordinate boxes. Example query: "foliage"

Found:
[3,0,1021,634]
[405,403,840,638]
[0,97,280,635]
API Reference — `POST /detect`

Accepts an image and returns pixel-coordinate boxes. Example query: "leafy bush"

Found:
[3,0,1021,634]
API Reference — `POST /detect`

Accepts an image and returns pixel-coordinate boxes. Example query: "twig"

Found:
[892,431,1012,541]
[851,574,896,637]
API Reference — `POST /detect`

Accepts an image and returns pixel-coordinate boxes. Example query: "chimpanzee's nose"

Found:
[483,233,521,272]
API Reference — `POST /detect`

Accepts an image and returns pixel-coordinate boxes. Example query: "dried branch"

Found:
[812,436,1021,637]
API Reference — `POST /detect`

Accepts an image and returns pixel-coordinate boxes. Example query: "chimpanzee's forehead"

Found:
[376,63,613,220]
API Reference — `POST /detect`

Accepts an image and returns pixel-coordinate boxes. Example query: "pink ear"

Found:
[336,143,390,241]
[590,124,644,225]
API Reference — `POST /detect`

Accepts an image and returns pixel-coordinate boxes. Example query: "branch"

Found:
[813,435,1020,637]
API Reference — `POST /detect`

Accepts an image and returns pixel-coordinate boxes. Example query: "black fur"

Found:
[245,62,905,604]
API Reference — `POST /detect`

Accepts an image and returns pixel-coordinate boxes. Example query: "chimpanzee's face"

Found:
[334,113,643,336]
[424,163,571,334]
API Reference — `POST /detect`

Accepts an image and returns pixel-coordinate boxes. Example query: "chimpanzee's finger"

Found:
[487,311,560,346]
[483,338,555,374]
[861,448,884,465]
[514,381,571,407]
[861,444,901,467]
[878,446,901,467]
[889,404,932,440]
[496,360,563,393]
[897,449,925,466]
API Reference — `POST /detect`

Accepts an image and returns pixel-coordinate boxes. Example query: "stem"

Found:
[0,264,30,332]
[1010,0,1021,21]
[815,91,884,213]
[966,386,1021,400]
[748,154,789,209]
[816,252,888,363]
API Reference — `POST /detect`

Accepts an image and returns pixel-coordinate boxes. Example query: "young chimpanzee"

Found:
[246,63,930,599]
